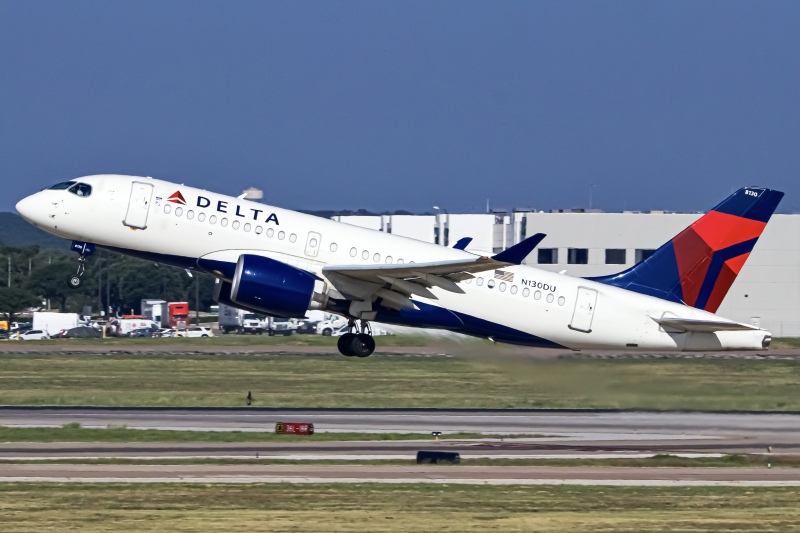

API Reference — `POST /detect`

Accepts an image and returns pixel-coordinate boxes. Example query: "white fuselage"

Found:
[15,175,770,351]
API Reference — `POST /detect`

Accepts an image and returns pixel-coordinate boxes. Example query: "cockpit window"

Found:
[68,183,92,197]
[48,181,76,190]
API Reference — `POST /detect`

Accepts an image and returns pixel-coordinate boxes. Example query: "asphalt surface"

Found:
[1,408,798,458]
[2,464,799,486]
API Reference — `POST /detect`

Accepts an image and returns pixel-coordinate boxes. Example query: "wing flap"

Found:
[651,316,759,333]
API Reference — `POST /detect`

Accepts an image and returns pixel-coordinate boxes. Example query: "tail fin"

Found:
[591,187,783,312]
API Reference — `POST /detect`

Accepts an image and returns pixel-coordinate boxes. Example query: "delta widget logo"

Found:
[168,191,187,205]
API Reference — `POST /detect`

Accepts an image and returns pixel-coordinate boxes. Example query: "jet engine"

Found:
[225,254,328,318]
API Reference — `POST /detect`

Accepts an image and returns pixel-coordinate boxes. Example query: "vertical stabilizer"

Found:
[591,187,783,312]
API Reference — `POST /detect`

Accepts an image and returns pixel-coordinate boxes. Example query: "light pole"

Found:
[432,206,449,246]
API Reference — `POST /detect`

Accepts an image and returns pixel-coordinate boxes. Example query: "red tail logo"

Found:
[168,191,186,205]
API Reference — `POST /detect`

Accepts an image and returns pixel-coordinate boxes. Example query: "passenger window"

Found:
[232,221,240,230]
[243,223,251,232]
[362,250,369,260]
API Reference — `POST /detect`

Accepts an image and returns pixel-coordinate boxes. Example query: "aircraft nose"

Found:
[15,194,40,223]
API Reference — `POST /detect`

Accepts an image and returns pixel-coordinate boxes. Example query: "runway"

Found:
[2,463,799,486]
[1,408,799,459]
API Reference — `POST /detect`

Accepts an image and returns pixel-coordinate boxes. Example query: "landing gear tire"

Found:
[338,333,357,356]
[350,333,375,358]
[67,253,88,290]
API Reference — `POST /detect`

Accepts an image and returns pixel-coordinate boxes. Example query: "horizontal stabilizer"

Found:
[652,316,758,333]
[491,233,546,265]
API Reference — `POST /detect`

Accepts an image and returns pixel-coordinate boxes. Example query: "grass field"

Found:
[0,483,798,532]
[0,350,799,409]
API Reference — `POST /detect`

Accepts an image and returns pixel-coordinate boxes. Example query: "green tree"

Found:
[0,287,40,324]
[25,259,75,311]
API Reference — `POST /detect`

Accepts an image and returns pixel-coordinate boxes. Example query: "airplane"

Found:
[15,175,783,356]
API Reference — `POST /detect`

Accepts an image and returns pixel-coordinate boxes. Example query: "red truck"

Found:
[168,302,189,330]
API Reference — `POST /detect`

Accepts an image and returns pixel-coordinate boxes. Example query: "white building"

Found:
[334,211,800,337]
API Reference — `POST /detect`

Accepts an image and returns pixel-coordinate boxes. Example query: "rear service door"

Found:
[124,182,154,229]
[569,287,598,333]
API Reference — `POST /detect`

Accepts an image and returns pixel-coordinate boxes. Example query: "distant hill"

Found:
[0,212,69,249]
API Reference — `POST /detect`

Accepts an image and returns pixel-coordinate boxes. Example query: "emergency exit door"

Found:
[123,182,154,229]
[569,287,598,333]
[304,231,322,257]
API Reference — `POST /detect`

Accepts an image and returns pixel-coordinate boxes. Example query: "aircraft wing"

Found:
[651,316,759,333]
[322,233,545,310]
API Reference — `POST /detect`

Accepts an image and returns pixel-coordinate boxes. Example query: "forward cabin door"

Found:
[569,287,598,333]
[123,182,154,229]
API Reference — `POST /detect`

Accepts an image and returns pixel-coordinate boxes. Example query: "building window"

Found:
[605,249,626,265]
[538,248,558,264]
[636,249,656,263]
[568,248,588,264]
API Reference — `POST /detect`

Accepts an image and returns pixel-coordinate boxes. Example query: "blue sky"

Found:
[2,1,799,214]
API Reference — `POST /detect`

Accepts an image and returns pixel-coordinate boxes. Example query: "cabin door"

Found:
[123,182,154,229]
[569,287,598,333]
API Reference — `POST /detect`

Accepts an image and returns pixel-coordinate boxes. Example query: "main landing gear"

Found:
[67,254,87,289]
[337,320,376,358]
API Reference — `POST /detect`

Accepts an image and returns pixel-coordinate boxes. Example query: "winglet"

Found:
[452,237,473,250]
[492,233,546,265]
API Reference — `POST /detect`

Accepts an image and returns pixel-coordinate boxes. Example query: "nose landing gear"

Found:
[66,241,95,289]
[67,256,87,289]
[337,320,376,357]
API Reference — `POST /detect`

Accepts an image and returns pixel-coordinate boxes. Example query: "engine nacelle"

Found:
[230,254,319,318]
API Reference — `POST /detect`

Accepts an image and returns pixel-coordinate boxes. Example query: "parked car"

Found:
[131,326,159,338]
[316,317,348,336]
[0,328,9,340]
[155,328,176,338]
[20,329,50,340]
[268,318,296,336]
[61,326,102,339]
[294,319,319,335]
[178,326,213,338]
